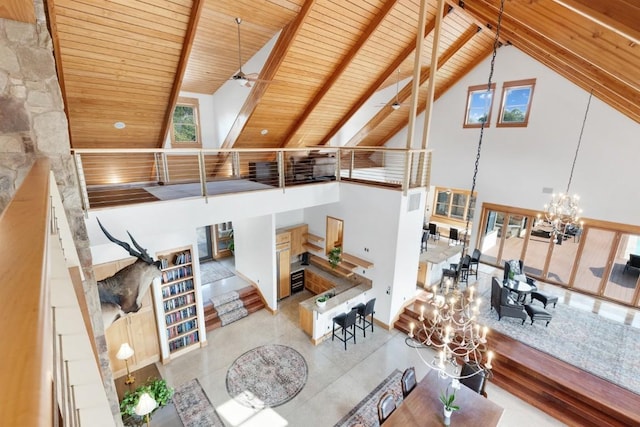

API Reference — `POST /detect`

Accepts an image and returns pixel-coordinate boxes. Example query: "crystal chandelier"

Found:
[542,90,593,241]
[406,282,493,379]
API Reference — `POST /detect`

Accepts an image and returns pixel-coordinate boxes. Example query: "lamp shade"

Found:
[134,392,157,416]
[116,343,135,360]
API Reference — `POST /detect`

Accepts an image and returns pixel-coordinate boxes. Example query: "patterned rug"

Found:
[333,369,404,427]
[173,378,225,427]
[478,286,640,395]
[200,261,235,285]
[226,344,308,408]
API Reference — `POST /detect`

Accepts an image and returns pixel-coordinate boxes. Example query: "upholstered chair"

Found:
[377,391,397,424]
[401,367,417,398]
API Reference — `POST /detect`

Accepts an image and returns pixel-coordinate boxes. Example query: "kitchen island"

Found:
[298,263,372,344]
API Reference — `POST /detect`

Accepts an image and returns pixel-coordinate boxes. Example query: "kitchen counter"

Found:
[297,263,373,344]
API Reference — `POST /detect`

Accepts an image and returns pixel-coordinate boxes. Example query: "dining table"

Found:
[384,369,504,426]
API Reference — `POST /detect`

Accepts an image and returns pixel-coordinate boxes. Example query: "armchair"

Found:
[503,259,537,290]
[490,277,526,323]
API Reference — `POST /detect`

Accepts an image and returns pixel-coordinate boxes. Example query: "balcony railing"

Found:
[1,159,115,426]
[71,147,432,210]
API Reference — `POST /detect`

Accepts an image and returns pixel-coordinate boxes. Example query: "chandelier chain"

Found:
[565,89,593,194]
[462,0,505,259]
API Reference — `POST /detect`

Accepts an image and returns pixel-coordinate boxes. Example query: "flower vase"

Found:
[443,407,452,426]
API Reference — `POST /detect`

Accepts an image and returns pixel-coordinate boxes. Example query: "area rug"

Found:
[173,378,225,427]
[144,179,273,201]
[226,344,307,408]
[200,261,235,285]
[333,369,404,427]
[477,287,640,395]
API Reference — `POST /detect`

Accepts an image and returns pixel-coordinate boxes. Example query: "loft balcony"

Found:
[72,147,433,210]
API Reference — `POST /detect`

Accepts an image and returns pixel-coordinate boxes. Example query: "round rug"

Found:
[226,344,308,408]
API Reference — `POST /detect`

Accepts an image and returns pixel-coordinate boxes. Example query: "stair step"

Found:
[204,285,265,331]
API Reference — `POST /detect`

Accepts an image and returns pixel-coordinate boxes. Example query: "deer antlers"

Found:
[96,218,155,264]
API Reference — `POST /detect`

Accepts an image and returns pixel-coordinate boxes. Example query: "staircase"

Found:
[203,285,265,331]
[393,291,432,335]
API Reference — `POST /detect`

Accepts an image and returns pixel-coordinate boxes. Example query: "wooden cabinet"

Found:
[304,269,335,295]
[276,231,291,299]
[417,261,427,287]
[212,222,233,259]
[277,224,307,257]
[153,246,206,363]
[97,258,160,378]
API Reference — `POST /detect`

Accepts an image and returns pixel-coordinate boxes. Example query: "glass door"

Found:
[197,226,213,262]
[573,228,616,294]
[479,210,503,265]
[602,233,640,304]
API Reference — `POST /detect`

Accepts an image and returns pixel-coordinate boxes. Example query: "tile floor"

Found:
[148,259,600,427]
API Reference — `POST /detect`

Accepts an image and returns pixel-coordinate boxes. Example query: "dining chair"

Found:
[401,366,417,398]
[377,391,397,424]
[460,362,488,397]
[428,222,440,240]
[449,227,460,245]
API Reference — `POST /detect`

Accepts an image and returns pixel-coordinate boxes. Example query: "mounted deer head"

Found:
[96,219,162,328]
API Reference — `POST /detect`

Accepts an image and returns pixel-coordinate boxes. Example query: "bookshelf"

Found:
[153,246,206,363]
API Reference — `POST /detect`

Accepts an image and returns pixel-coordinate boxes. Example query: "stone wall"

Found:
[0,2,121,424]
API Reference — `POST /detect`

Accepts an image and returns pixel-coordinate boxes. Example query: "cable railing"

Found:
[72,147,432,210]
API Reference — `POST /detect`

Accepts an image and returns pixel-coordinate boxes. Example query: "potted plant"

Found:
[328,246,342,268]
[120,378,174,426]
[316,294,329,308]
[439,386,460,425]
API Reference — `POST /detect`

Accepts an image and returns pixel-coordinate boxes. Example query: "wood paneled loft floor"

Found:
[144,259,578,427]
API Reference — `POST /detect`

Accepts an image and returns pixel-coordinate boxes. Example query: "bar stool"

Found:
[441,268,457,288]
[354,298,376,337]
[332,307,358,350]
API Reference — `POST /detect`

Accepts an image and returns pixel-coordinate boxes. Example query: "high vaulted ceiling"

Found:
[7,0,639,150]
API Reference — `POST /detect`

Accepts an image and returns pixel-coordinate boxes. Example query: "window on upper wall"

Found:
[497,78,536,127]
[434,187,476,222]
[463,83,495,128]
[171,97,202,147]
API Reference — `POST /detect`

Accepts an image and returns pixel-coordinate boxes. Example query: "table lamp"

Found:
[134,392,157,427]
[116,342,135,385]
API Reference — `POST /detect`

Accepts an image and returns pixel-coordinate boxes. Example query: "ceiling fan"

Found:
[231,17,261,88]
[377,70,408,110]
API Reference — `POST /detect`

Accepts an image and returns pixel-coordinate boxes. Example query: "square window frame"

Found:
[496,78,536,128]
[171,96,202,148]
[463,83,496,128]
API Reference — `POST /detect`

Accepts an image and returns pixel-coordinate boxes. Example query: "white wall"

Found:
[233,214,277,309]
[303,183,426,325]
[388,45,640,228]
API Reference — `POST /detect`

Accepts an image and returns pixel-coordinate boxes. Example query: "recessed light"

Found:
[114,121,126,129]
[261,129,268,135]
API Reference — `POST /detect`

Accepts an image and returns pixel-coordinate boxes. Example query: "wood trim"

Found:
[169,96,203,147]
[462,83,496,128]
[0,159,52,426]
[159,0,204,148]
[496,78,536,128]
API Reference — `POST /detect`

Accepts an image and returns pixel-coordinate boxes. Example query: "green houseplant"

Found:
[328,246,342,268]
[439,385,460,425]
[120,378,174,426]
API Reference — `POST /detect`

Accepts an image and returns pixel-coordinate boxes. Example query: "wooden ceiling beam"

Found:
[159,0,204,148]
[221,0,317,149]
[458,0,640,124]
[495,0,638,92]
[551,0,640,46]
[281,0,401,148]
[347,24,481,147]
[319,5,452,147]
[0,0,35,23]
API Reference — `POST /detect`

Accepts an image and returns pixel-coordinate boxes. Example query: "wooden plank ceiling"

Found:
[45,0,639,151]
